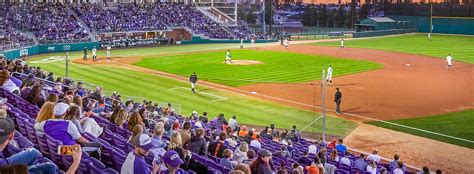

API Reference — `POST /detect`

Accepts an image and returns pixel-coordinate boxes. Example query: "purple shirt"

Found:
[121,152,151,174]
[0,152,7,166]
[41,119,82,145]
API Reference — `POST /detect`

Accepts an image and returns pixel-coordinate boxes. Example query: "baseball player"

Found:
[225,50,232,64]
[92,46,97,61]
[428,33,431,41]
[251,37,255,47]
[446,54,453,68]
[340,38,345,49]
[326,65,333,86]
[83,47,88,60]
[189,72,198,94]
[284,38,289,48]
[240,38,244,49]
[106,45,112,61]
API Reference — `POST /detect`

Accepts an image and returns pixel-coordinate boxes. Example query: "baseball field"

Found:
[27,33,473,150]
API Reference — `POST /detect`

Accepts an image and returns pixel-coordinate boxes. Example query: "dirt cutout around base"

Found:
[346,124,474,173]
[224,60,263,65]
[72,56,142,65]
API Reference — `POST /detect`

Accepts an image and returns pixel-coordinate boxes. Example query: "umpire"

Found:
[190,72,198,94]
[83,47,88,60]
[334,88,342,114]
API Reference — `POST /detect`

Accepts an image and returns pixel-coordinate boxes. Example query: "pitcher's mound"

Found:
[225,60,263,65]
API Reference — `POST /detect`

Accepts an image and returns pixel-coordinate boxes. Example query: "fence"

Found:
[389,15,474,35]
[1,42,100,60]
[352,28,417,38]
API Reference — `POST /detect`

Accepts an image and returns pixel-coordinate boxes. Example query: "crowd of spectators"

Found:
[0,19,34,50]
[5,3,89,43]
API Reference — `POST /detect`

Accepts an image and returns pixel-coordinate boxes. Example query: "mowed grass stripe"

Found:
[312,34,474,64]
[135,50,382,86]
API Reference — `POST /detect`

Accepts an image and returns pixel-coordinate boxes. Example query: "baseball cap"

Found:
[0,118,15,144]
[258,149,272,158]
[162,150,184,168]
[54,102,70,116]
[131,133,154,151]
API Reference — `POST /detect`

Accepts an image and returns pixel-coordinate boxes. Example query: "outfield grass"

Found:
[134,49,383,86]
[312,34,474,64]
[368,109,474,149]
[27,45,357,136]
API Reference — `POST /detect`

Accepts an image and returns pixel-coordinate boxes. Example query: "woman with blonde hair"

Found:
[167,132,185,161]
[233,163,251,174]
[34,102,55,134]
[128,125,144,143]
[127,111,143,132]
[234,142,249,163]
[108,105,122,123]
[46,93,58,103]
[114,109,128,129]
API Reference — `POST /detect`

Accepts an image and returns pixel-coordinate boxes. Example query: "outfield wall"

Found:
[1,42,100,60]
[388,15,474,35]
[181,36,278,44]
[353,28,417,38]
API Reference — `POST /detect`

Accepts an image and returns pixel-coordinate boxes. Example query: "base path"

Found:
[346,124,474,173]
[239,45,474,120]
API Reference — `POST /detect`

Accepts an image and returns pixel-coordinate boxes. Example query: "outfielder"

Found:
[446,54,453,68]
[225,50,232,64]
[240,38,244,49]
[106,45,112,61]
[326,65,333,86]
[340,38,345,49]
[428,33,431,41]
[284,38,289,48]
[92,46,97,61]
[189,72,198,94]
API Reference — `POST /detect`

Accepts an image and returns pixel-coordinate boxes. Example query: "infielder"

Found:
[189,72,198,94]
[225,50,232,64]
[240,38,244,49]
[326,65,333,86]
[446,53,453,68]
[92,46,97,61]
[83,47,88,60]
[106,45,112,61]
[284,38,289,48]
[340,38,345,49]
[428,33,431,41]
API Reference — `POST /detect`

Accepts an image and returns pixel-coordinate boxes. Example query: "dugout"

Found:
[355,17,414,32]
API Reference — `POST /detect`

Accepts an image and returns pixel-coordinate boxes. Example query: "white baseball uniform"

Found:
[240,39,243,48]
[284,39,289,47]
[340,39,344,48]
[226,51,231,61]
[428,33,431,40]
[92,48,97,56]
[326,67,333,81]
[446,55,452,66]
[106,46,111,58]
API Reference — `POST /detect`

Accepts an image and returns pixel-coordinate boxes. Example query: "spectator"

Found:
[242,149,255,165]
[329,150,339,162]
[366,160,377,174]
[25,85,44,107]
[291,163,303,174]
[199,112,209,123]
[233,163,251,174]
[238,125,249,137]
[335,139,346,153]
[297,151,312,166]
[151,122,167,149]
[219,149,235,169]
[308,140,318,155]
[160,150,186,174]
[327,139,336,149]
[208,132,228,158]
[168,132,185,161]
[34,102,55,134]
[419,166,430,174]
[250,149,272,174]
[114,109,128,129]
[318,137,327,147]
[109,106,122,123]
[389,154,400,170]
[121,133,159,174]
[250,135,262,150]
[217,113,227,125]
[259,127,271,139]
[273,145,290,158]
[367,150,381,163]
[243,131,254,144]
[187,128,207,156]
[340,152,351,166]
[353,154,368,171]
[393,161,405,174]
[128,111,144,132]
[0,117,58,173]
[46,93,59,103]
[80,106,103,137]
[128,125,144,144]
[435,170,442,174]
[233,142,249,163]
[228,115,238,132]
[178,121,191,147]
[64,104,84,134]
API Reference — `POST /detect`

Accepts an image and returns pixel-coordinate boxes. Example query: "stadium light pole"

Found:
[63,45,71,79]
[321,70,326,142]
[261,0,266,35]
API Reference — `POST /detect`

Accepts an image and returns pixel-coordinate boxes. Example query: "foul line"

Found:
[169,87,227,102]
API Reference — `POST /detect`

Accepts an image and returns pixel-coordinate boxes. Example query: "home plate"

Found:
[250,91,258,94]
